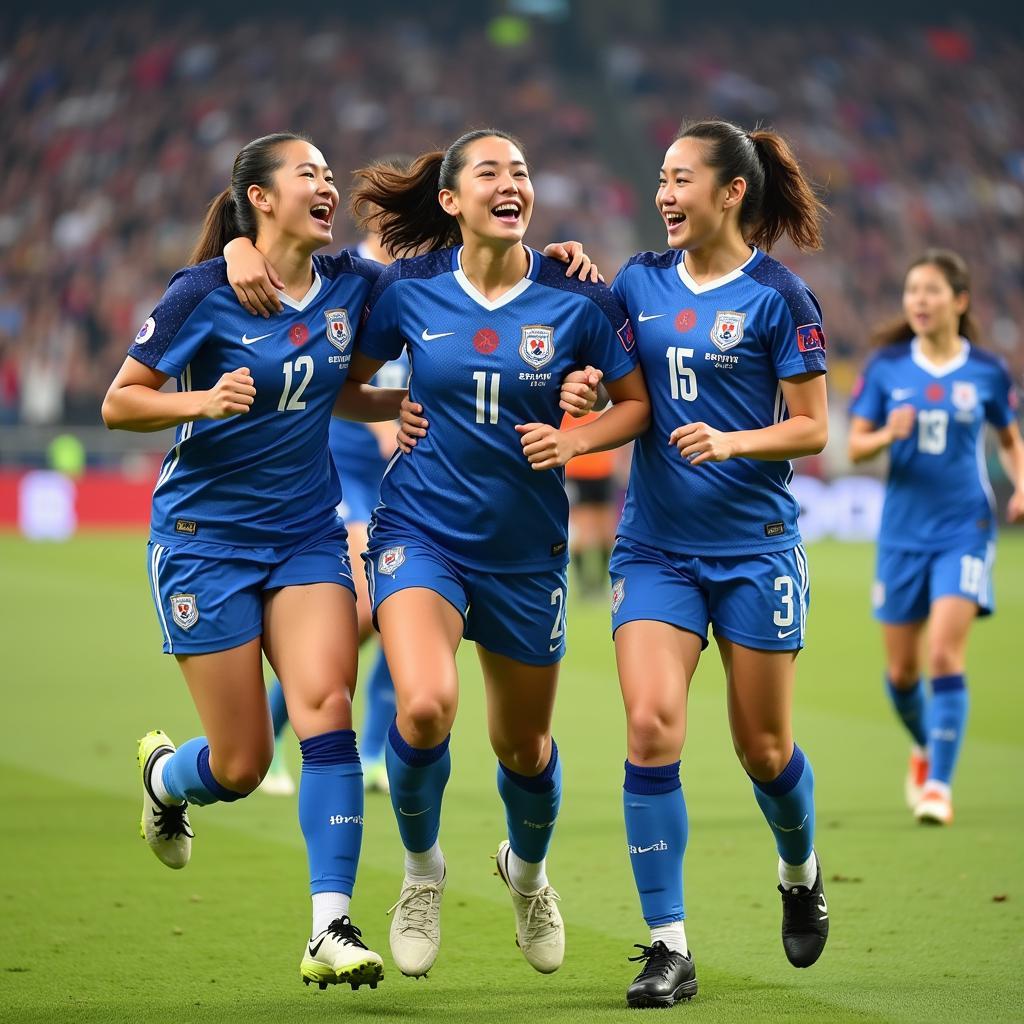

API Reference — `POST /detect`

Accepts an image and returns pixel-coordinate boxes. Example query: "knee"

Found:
[928,645,963,679]
[213,749,272,795]
[400,693,456,745]
[493,734,549,777]
[292,684,353,728]
[736,734,791,783]
[886,659,919,687]
[627,705,682,763]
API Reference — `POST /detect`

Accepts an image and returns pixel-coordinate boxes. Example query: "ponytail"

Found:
[188,131,311,266]
[351,128,526,257]
[871,248,982,347]
[677,120,825,252]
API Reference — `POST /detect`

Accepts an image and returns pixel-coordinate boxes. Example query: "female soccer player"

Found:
[350,129,649,980]
[848,249,1024,826]
[101,132,406,992]
[606,119,830,1007]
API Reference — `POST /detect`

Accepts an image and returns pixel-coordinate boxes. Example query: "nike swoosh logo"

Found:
[817,897,828,918]
[308,936,326,957]
[421,329,455,341]
[891,388,914,400]
[637,312,665,323]
[398,806,430,817]
[777,627,799,639]
[241,332,274,345]
[772,814,808,833]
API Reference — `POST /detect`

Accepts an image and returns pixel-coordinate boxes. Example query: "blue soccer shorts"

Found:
[146,518,354,655]
[365,533,568,666]
[873,540,995,624]
[609,535,811,651]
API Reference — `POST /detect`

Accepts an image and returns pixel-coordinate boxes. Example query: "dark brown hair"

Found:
[677,119,825,252]
[189,132,311,265]
[872,248,981,347]
[350,129,526,257]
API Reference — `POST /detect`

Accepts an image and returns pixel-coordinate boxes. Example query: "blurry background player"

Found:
[848,249,1024,826]
[607,119,830,1008]
[100,132,420,991]
[560,391,619,600]
[351,129,648,981]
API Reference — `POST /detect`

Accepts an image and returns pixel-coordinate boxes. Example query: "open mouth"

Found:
[491,201,522,224]
[664,211,686,230]
[310,203,333,227]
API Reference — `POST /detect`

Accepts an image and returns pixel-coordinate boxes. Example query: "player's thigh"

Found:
[615,619,701,763]
[344,520,374,640]
[177,637,273,783]
[926,595,978,675]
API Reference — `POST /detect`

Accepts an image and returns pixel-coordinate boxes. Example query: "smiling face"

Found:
[902,262,969,340]
[438,135,534,247]
[248,139,339,250]
[657,136,745,252]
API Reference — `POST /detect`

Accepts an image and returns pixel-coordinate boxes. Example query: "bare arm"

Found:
[848,405,916,463]
[996,421,1024,522]
[101,356,254,432]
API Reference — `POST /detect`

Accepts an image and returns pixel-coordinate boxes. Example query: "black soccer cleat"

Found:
[626,940,697,1008]
[779,856,829,968]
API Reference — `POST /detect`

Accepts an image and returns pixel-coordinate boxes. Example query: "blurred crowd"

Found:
[1,13,1021,427]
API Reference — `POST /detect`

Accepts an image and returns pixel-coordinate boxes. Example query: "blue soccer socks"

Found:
[497,740,562,867]
[360,651,397,765]
[927,675,969,786]
[161,737,247,806]
[385,721,451,854]
[268,680,289,738]
[751,745,815,868]
[886,676,928,748]
[623,760,687,926]
[299,729,363,896]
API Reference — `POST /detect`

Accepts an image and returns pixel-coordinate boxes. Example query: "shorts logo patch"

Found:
[377,546,406,576]
[611,577,626,613]
[170,593,199,630]
[710,311,745,351]
[796,322,826,353]
[324,309,351,353]
[617,319,636,352]
[134,317,156,345]
[519,325,554,368]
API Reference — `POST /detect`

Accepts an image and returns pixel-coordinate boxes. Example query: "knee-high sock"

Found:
[623,761,687,926]
[885,676,928,748]
[161,737,246,806]
[927,675,969,786]
[497,740,562,864]
[385,721,450,853]
[299,729,363,896]
[268,680,289,738]
[751,744,815,866]
[359,650,396,764]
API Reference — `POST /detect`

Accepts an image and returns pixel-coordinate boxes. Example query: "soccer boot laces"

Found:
[626,940,697,1008]
[301,915,384,990]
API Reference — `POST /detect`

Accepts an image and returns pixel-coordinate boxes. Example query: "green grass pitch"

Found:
[1,533,1022,1023]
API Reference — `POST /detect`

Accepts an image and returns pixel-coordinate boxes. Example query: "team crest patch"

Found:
[611,577,626,613]
[134,317,156,345]
[796,323,826,353]
[377,546,406,576]
[170,593,199,630]
[324,308,352,353]
[519,325,555,368]
[710,311,745,351]
[951,381,978,412]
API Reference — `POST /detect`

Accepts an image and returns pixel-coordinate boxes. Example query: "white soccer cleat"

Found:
[495,840,564,974]
[387,872,446,977]
[259,747,296,797]
[300,916,384,990]
[915,782,953,826]
[904,747,929,810]
[137,730,193,869]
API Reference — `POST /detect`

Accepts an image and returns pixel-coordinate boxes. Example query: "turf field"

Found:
[1,532,1022,1023]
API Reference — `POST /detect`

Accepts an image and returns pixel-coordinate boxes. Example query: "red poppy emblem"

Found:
[290,323,309,346]
[474,329,499,354]
[676,309,696,332]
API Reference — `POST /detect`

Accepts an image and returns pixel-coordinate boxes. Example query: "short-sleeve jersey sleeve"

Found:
[984,358,1017,429]
[576,286,637,382]
[848,355,888,426]
[766,286,827,380]
[127,265,222,376]
[357,262,406,363]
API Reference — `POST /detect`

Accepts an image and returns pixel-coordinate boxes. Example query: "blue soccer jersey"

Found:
[611,248,827,556]
[128,252,380,548]
[358,245,638,572]
[849,338,1016,552]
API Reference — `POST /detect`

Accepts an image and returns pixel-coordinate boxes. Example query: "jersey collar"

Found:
[676,246,759,294]
[452,245,537,311]
[276,272,323,312]
[910,337,970,377]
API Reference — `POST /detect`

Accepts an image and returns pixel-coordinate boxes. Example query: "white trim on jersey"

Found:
[155,364,194,492]
[793,543,809,644]
[676,246,758,294]
[773,382,789,425]
[149,543,173,653]
[453,246,534,310]
[276,272,323,312]
[910,337,970,378]
[975,426,997,518]
[980,540,996,609]
[365,448,404,543]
